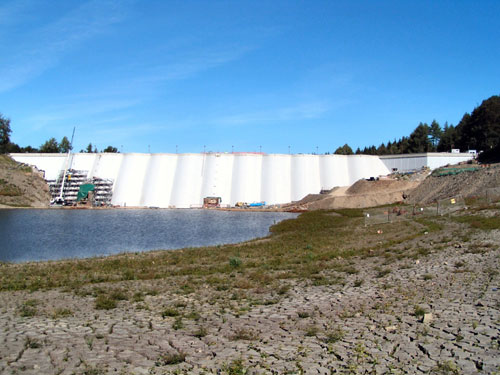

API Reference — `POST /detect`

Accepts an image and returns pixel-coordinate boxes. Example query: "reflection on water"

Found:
[0,209,297,263]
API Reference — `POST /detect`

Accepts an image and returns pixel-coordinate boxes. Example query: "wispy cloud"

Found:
[0,0,128,93]
[137,46,253,84]
[26,98,140,130]
[215,101,333,127]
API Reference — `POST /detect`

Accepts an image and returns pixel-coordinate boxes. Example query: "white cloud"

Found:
[215,101,332,126]
[136,46,253,84]
[0,0,129,93]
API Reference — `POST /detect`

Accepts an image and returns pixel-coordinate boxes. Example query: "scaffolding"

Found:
[48,169,114,206]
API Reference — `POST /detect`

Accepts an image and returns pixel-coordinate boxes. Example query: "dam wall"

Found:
[10,153,391,208]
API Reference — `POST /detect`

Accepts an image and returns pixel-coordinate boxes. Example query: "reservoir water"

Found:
[0,209,297,263]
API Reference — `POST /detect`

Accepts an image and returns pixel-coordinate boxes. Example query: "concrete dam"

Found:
[11,153,391,208]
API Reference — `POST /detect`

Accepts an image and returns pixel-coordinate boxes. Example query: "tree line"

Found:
[333,95,500,162]
[0,116,118,154]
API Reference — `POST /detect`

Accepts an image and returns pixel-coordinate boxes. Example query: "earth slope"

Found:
[0,155,50,208]
[407,164,500,204]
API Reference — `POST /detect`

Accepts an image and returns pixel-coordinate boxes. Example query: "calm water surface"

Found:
[0,209,297,263]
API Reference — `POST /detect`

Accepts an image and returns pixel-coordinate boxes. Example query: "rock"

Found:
[385,325,397,332]
[421,313,433,324]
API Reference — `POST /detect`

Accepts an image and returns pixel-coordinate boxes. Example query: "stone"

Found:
[385,325,397,332]
[421,313,433,324]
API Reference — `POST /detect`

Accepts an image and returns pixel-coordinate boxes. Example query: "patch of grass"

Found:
[332,208,364,218]
[155,352,186,366]
[172,316,183,330]
[417,248,430,256]
[353,279,364,287]
[51,308,73,318]
[422,274,433,280]
[230,327,258,341]
[277,284,291,295]
[193,326,207,338]
[0,178,22,196]
[305,325,318,337]
[324,326,345,343]
[431,360,460,374]
[454,215,500,230]
[24,336,42,349]
[298,311,310,318]
[375,268,391,278]
[415,218,443,232]
[414,305,427,317]
[82,364,105,375]
[177,283,195,295]
[132,291,144,302]
[94,295,117,310]
[222,358,246,375]
[19,299,39,317]
[161,308,180,317]
[229,257,242,268]
[185,310,201,320]
[109,289,128,301]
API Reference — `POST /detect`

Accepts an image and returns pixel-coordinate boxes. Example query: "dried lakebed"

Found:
[0,208,499,374]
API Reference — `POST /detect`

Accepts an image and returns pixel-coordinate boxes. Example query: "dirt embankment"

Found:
[0,155,50,208]
[288,174,426,210]
[407,164,500,204]
[287,162,500,210]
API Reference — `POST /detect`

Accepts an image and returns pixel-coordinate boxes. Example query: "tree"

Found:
[437,122,457,152]
[6,142,21,153]
[334,144,354,155]
[59,136,72,153]
[376,142,387,155]
[39,138,60,153]
[455,95,500,152]
[81,143,97,153]
[21,145,38,153]
[102,145,118,153]
[428,120,442,150]
[0,113,12,153]
[408,123,431,153]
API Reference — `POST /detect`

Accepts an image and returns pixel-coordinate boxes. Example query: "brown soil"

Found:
[288,162,500,210]
[0,155,50,208]
[407,164,500,204]
[288,174,426,210]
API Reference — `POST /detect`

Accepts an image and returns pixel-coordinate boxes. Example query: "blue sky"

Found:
[1,0,499,154]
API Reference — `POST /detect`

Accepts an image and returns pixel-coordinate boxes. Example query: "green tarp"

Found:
[76,183,95,202]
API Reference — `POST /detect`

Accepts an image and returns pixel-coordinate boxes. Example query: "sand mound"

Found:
[287,176,424,210]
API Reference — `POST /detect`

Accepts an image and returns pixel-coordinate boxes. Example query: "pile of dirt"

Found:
[0,155,50,208]
[407,163,500,204]
[346,178,419,195]
[287,176,425,210]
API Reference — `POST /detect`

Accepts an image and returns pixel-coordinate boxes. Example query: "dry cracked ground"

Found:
[1,210,499,375]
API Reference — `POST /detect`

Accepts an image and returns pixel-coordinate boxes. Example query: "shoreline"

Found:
[0,209,298,265]
[1,206,499,374]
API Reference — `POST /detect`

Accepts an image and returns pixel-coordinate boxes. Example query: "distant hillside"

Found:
[0,155,50,208]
